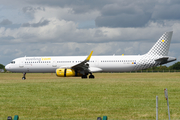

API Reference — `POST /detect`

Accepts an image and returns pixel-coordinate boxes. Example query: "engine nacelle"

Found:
[56,68,81,77]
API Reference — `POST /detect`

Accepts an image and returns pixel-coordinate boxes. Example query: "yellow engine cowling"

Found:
[56,68,81,77]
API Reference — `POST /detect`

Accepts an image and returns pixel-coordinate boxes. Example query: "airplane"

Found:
[5,31,176,79]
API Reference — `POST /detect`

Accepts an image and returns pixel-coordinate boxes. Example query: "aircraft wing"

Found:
[89,67,102,72]
[155,56,176,65]
[71,51,93,74]
[58,51,102,74]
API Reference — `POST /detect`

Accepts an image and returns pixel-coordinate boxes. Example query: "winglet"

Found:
[86,51,93,61]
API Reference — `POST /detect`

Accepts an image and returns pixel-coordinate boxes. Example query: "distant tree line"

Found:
[0,64,4,69]
[0,64,6,72]
[146,62,180,71]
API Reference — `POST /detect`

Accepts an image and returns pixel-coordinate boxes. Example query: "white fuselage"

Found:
[4,31,177,79]
[5,55,144,73]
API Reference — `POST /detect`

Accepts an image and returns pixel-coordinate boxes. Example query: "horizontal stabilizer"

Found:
[155,56,176,65]
[155,57,169,62]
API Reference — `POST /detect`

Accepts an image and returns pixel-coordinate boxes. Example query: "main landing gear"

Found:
[89,74,94,79]
[22,72,26,80]
[82,75,87,79]
[81,73,95,79]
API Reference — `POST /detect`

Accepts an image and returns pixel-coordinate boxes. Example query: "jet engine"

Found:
[56,68,81,77]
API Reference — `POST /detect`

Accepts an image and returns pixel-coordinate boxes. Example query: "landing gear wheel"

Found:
[89,75,95,79]
[81,75,87,79]
[22,72,26,80]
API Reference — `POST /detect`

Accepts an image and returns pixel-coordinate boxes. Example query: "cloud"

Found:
[0,19,12,25]
[95,13,151,28]
[95,0,180,28]
[22,6,45,13]
[2,0,180,28]
[0,18,179,46]
[94,2,154,27]
[21,19,50,27]
[152,4,180,20]
[26,0,110,13]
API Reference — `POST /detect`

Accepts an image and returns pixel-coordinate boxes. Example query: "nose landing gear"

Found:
[22,72,26,80]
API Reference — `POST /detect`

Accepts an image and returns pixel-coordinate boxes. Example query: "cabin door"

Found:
[52,60,57,67]
[19,60,24,68]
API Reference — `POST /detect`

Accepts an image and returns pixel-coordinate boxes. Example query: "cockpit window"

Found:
[10,61,15,64]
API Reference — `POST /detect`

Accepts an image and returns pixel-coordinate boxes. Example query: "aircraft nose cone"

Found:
[5,65,9,70]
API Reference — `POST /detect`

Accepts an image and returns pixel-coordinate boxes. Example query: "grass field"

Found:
[0,73,180,120]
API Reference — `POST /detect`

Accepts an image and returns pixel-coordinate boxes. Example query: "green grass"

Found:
[0,73,180,119]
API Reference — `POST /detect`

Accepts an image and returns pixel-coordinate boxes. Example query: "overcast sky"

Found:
[1,0,180,66]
